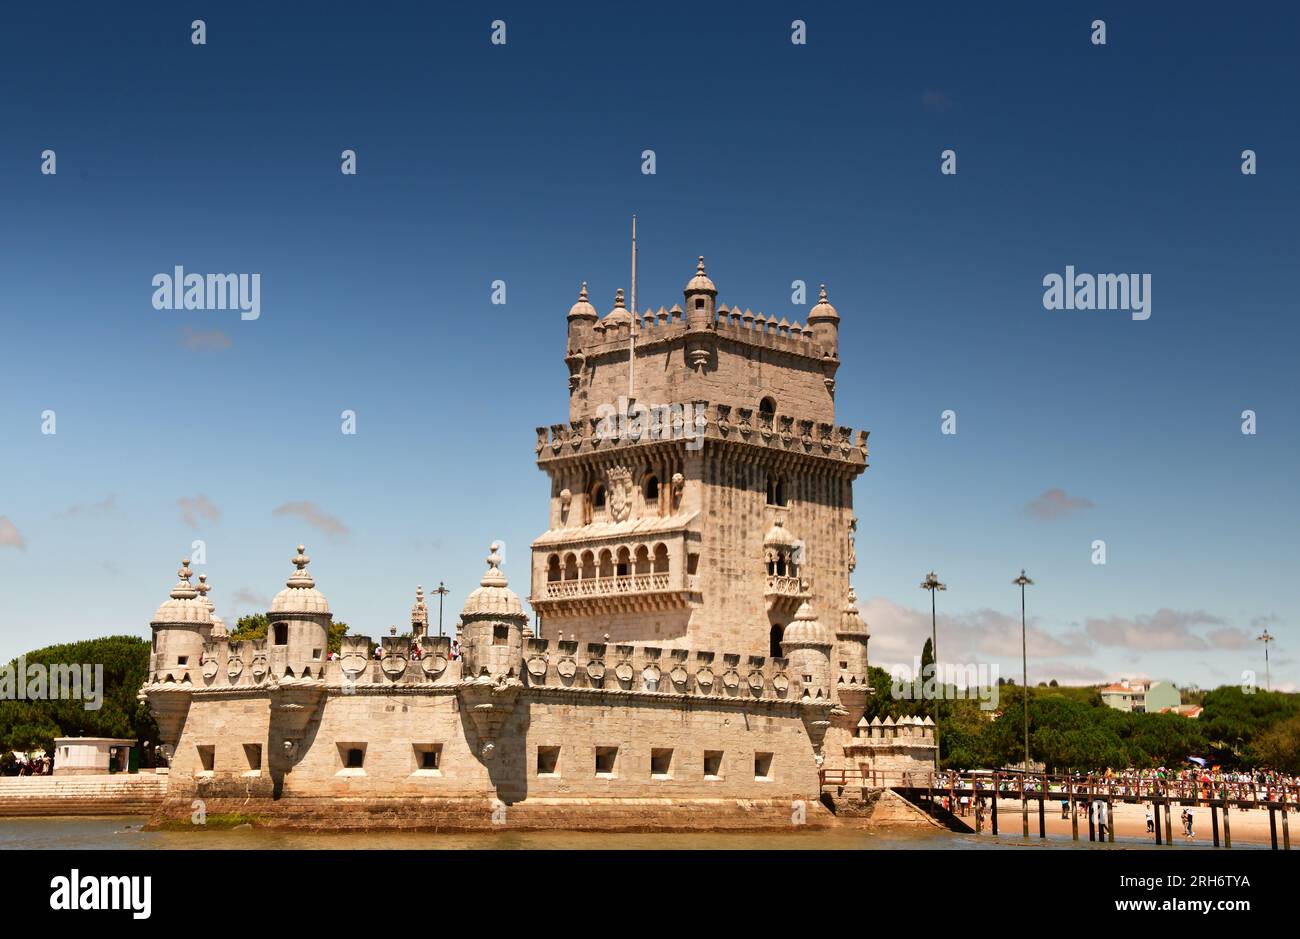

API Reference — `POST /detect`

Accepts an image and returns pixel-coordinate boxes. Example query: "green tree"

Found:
[229,614,348,654]
[0,636,157,754]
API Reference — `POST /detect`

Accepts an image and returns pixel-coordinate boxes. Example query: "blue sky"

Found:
[1,1,1296,692]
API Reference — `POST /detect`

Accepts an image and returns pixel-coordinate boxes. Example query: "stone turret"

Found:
[267,545,331,680]
[806,284,839,357]
[834,587,871,708]
[411,585,429,639]
[781,599,832,701]
[149,559,212,684]
[684,256,717,372]
[459,543,527,680]
[602,288,632,329]
[684,255,717,326]
[566,281,598,348]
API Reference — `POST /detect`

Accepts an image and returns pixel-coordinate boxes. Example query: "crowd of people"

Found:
[321,639,463,662]
[932,767,1300,805]
[6,753,53,776]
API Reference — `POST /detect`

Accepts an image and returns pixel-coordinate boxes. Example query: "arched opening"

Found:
[766,475,787,507]
[273,622,288,646]
[598,549,614,579]
[643,474,659,508]
[769,623,784,659]
[615,546,631,577]
[591,484,606,510]
[547,554,561,582]
[579,550,596,580]
[759,396,777,416]
[562,553,578,581]
[652,543,669,574]
[634,545,651,575]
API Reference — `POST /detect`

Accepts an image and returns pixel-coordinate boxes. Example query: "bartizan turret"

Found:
[683,256,717,371]
[143,558,212,761]
[458,543,527,761]
[807,284,841,397]
[267,545,331,679]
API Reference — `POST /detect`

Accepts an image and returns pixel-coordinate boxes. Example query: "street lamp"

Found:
[919,572,946,764]
[1013,569,1034,773]
[1256,628,1275,692]
[433,581,451,637]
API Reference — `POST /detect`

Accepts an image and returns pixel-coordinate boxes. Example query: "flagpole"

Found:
[629,215,637,399]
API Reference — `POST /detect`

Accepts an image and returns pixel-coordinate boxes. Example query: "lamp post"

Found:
[1013,570,1034,773]
[920,571,946,767]
[1256,628,1275,692]
[433,581,450,637]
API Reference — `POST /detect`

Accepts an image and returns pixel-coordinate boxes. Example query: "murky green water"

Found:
[0,816,1209,850]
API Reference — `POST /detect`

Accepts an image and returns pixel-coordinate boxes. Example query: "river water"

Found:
[1,816,1240,850]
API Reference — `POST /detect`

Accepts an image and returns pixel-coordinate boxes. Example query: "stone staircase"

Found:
[0,774,167,817]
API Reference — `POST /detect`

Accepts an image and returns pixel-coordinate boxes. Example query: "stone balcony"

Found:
[764,573,810,615]
[531,569,698,614]
[543,571,672,599]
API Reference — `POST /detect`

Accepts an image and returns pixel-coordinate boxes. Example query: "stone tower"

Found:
[531,256,868,658]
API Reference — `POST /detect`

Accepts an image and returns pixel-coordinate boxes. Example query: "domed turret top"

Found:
[270,544,330,615]
[602,287,632,327]
[461,542,524,618]
[151,558,213,626]
[807,284,839,322]
[782,599,830,646]
[763,518,798,549]
[567,281,598,321]
[840,586,869,637]
[684,256,716,295]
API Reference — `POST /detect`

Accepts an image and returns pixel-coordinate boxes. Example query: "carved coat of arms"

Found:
[606,465,633,522]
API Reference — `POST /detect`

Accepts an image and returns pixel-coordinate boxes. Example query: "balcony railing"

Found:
[544,572,671,599]
[765,574,806,596]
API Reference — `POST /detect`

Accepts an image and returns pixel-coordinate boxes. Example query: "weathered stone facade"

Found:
[139,256,934,831]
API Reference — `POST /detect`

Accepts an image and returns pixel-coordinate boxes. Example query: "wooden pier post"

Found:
[991,772,999,836]
[1038,774,1046,839]
[1068,777,1078,841]
[1211,803,1220,848]
[1153,799,1162,845]
[1222,799,1231,849]
[1021,775,1028,838]
[1282,807,1291,851]
[1164,795,1173,845]
[1268,805,1278,849]
[1107,792,1115,843]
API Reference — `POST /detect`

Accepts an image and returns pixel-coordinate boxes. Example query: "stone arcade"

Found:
[139,256,936,830]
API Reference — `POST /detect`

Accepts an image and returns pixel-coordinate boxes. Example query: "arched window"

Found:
[766,475,787,507]
[562,553,578,581]
[652,543,669,574]
[769,623,784,659]
[273,622,288,646]
[634,545,651,574]
[591,484,606,509]
[547,554,561,582]
[580,551,596,580]
[615,546,631,576]
[598,549,614,579]
[759,396,777,416]
[644,474,659,505]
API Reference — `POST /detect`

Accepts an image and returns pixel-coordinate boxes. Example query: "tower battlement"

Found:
[564,259,842,426]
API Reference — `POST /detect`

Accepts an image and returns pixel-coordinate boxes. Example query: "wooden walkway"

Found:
[819,768,1296,849]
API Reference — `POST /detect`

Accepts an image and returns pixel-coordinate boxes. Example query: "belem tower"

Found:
[139,257,936,829]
